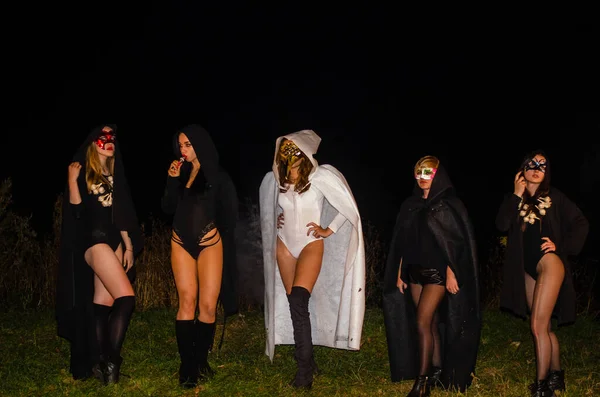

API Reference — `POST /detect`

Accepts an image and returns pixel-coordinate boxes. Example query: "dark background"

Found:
[2,4,598,266]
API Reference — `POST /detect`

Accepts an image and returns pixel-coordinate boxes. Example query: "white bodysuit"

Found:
[277,183,347,258]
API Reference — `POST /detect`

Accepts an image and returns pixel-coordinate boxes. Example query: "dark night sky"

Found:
[3,5,598,262]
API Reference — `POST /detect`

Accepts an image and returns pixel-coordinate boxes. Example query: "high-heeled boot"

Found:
[176,320,198,388]
[407,375,430,397]
[427,366,442,389]
[195,320,216,382]
[104,295,135,384]
[288,286,315,389]
[531,379,555,397]
[547,369,565,391]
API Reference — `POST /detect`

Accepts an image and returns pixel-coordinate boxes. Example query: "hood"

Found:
[412,162,455,204]
[172,124,220,185]
[272,129,321,186]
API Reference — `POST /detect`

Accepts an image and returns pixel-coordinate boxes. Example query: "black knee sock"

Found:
[93,303,111,364]
[107,295,135,362]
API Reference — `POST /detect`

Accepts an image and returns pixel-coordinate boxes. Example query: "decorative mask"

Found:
[279,140,303,177]
[524,158,547,173]
[415,167,437,180]
[95,129,116,150]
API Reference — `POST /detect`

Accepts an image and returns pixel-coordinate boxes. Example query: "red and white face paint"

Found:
[95,128,116,150]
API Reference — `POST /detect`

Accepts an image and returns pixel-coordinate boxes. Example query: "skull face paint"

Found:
[415,167,437,180]
[524,158,547,173]
[95,129,116,150]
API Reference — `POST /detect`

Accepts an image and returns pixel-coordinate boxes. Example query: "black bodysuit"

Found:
[163,171,220,260]
[522,218,554,280]
[73,175,122,252]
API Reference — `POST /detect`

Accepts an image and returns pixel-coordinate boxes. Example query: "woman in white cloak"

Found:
[259,129,366,389]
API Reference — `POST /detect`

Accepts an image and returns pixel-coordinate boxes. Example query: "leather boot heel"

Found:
[547,369,565,391]
[407,375,430,397]
[427,366,442,388]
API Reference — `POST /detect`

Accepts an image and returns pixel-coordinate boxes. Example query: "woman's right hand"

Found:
[514,170,526,197]
[168,160,182,177]
[277,212,284,229]
[68,162,81,183]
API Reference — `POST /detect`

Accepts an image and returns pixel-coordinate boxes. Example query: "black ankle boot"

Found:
[427,366,442,388]
[105,355,122,384]
[176,320,198,388]
[195,320,216,382]
[407,375,430,397]
[547,369,565,391]
[531,379,555,397]
[288,286,315,389]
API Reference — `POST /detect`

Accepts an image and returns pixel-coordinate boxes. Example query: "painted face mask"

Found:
[524,158,547,173]
[279,140,303,177]
[415,167,437,180]
[95,129,116,150]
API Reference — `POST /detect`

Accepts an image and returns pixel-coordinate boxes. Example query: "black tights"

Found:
[410,283,446,376]
[94,295,135,362]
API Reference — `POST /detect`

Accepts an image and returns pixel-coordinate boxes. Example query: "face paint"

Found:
[95,130,116,150]
[415,167,437,180]
[524,158,547,173]
[279,140,303,177]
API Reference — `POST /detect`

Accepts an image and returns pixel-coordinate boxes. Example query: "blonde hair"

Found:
[85,143,114,192]
[414,155,440,175]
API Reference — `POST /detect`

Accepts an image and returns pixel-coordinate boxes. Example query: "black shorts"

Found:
[408,265,445,286]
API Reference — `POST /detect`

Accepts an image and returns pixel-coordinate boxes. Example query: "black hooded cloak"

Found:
[55,124,143,379]
[161,124,239,319]
[382,163,481,392]
[496,188,589,325]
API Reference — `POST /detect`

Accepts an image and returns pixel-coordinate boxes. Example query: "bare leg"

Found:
[171,232,198,320]
[197,230,223,324]
[87,243,133,304]
[293,240,324,292]
[530,253,564,381]
[277,237,298,294]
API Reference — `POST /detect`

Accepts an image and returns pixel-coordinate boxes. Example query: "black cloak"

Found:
[495,188,589,325]
[382,163,481,392]
[162,124,239,319]
[55,124,143,379]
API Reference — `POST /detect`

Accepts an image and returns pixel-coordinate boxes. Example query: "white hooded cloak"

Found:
[259,129,366,361]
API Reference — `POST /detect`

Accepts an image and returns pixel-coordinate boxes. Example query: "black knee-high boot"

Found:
[104,295,135,384]
[195,320,216,381]
[288,286,315,389]
[176,320,198,388]
[92,303,111,383]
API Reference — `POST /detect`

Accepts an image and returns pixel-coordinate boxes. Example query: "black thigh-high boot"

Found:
[104,295,135,384]
[92,303,111,384]
[288,286,315,389]
[176,320,198,388]
[195,320,216,382]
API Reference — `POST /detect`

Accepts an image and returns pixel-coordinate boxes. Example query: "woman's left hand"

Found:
[541,237,556,254]
[123,250,134,272]
[306,222,333,238]
[446,266,459,295]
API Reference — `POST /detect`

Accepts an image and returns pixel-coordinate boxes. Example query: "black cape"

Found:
[382,164,481,392]
[495,188,589,325]
[55,124,143,378]
[162,124,239,318]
